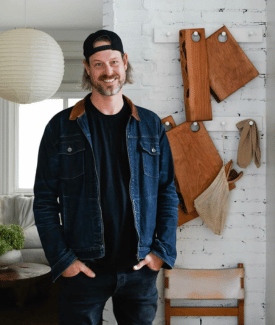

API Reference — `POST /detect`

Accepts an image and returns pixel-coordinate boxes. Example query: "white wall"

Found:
[265,0,275,323]
[103,0,267,324]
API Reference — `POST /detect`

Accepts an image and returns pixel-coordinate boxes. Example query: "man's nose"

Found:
[104,64,113,76]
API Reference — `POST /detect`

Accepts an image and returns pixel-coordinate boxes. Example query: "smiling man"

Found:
[33,30,178,325]
[84,38,126,97]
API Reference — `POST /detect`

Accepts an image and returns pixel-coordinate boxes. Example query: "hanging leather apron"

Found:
[162,116,222,225]
[162,116,243,227]
[206,25,259,102]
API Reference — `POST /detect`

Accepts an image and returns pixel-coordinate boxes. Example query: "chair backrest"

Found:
[164,263,244,325]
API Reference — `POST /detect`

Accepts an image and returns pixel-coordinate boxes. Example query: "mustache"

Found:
[98,74,119,81]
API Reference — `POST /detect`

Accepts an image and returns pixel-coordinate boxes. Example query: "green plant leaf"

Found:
[0,224,25,255]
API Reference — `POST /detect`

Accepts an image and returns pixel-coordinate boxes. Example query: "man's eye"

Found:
[95,63,102,67]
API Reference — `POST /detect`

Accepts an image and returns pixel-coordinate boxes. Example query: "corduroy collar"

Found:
[69,93,140,121]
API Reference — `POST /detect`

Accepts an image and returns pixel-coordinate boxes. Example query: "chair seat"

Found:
[165,267,244,300]
[164,263,244,325]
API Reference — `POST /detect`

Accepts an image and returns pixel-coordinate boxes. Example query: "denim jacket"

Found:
[33,94,179,282]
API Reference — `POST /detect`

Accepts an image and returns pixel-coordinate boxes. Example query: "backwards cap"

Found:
[83,30,124,61]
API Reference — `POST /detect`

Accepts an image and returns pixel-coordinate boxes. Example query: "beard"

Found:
[90,73,125,96]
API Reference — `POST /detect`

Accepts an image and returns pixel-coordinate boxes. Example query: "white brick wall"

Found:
[103,0,267,324]
[103,0,115,30]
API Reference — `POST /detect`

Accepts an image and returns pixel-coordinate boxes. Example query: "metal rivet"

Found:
[152,148,156,153]
[67,147,72,152]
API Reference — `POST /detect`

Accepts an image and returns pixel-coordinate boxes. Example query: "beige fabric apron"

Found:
[194,165,229,235]
[193,161,242,235]
[236,119,261,168]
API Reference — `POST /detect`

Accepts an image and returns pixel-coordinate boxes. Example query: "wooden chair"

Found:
[164,263,244,325]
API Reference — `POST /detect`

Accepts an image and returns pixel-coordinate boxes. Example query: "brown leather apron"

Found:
[162,116,243,227]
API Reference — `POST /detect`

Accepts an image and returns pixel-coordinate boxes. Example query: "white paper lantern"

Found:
[0,28,64,104]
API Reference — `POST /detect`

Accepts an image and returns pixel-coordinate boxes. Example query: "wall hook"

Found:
[192,31,200,42]
[164,121,172,132]
[218,31,228,43]
[190,121,200,132]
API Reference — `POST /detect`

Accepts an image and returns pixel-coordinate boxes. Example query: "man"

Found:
[33,29,178,325]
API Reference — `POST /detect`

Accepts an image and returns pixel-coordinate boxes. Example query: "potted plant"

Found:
[0,224,25,268]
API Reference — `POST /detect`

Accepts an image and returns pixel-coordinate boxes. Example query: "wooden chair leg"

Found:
[238,299,244,325]
[238,263,245,325]
[165,298,171,325]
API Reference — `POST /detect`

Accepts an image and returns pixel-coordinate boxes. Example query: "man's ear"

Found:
[123,53,128,70]
[83,59,90,75]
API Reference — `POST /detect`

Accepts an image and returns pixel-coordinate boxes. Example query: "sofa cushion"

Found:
[23,226,42,249]
[15,195,35,230]
[0,194,23,225]
[0,195,35,230]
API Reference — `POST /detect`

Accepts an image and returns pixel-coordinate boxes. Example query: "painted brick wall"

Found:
[103,1,267,324]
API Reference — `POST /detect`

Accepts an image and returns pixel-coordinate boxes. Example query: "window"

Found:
[16,95,83,192]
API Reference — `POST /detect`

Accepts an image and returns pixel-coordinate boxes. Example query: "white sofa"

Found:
[0,194,49,265]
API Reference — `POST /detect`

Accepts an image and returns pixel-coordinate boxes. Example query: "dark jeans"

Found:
[58,265,159,325]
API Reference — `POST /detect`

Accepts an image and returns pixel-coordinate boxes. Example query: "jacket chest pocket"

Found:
[59,141,85,179]
[140,141,160,178]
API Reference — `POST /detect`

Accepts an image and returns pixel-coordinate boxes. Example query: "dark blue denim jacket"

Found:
[33,95,179,282]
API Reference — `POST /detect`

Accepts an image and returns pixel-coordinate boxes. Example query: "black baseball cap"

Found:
[83,30,124,61]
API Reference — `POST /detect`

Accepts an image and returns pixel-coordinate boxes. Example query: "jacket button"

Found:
[151,148,156,153]
[67,147,72,152]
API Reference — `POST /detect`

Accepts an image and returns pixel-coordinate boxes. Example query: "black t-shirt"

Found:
[85,96,138,269]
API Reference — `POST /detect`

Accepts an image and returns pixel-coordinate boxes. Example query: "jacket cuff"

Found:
[151,239,176,270]
[51,249,78,282]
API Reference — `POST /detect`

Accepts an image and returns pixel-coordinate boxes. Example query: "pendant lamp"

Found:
[0,28,64,104]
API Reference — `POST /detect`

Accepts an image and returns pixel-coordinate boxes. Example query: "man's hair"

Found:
[82,36,133,91]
